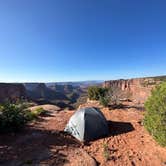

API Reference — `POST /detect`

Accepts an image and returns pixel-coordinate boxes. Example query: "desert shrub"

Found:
[88,86,108,100]
[24,111,37,121]
[100,96,109,107]
[0,103,27,132]
[0,103,46,132]
[33,107,46,116]
[25,107,46,121]
[103,142,110,161]
[144,82,166,146]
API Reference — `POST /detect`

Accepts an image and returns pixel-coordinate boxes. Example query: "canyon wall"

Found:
[0,83,26,103]
[103,78,160,104]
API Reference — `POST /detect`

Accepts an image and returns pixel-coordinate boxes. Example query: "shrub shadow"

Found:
[0,129,80,166]
[109,103,144,111]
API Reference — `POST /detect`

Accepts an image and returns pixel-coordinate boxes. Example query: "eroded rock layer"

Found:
[103,77,162,104]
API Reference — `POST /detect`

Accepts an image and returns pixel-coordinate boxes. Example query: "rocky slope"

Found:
[103,76,166,104]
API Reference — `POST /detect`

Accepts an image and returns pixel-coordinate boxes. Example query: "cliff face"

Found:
[103,78,161,104]
[0,83,26,103]
[24,83,83,108]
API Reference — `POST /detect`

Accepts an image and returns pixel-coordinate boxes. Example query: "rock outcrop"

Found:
[103,77,161,104]
[0,83,26,103]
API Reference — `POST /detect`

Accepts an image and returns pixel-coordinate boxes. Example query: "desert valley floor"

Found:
[0,103,166,166]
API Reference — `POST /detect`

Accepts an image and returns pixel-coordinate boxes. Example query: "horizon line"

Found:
[0,74,165,83]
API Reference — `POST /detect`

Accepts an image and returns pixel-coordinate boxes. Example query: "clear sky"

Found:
[0,0,166,82]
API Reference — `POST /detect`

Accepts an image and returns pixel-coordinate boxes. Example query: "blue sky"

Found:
[0,0,166,82]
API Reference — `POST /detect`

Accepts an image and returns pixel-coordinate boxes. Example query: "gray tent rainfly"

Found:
[64,107,109,141]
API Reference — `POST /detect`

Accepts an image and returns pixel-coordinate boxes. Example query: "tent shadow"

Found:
[84,121,135,144]
[107,120,134,136]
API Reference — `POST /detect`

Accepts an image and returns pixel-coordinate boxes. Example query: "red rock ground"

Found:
[0,104,166,166]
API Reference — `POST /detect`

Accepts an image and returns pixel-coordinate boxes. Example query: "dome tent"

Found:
[64,107,109,142]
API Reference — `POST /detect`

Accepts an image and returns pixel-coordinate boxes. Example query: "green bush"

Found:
[99,96,109,107]
[24,111,37,121]
[88,86,108,100]
[0,103,46,132]
[33,107,46,116]
[0,103,27,132]
[103,142,110,161]
[25,107,46,121]
[144,82,166,146]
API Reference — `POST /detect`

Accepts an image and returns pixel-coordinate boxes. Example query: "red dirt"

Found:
[84,107,166,166]
[0,104,166,166]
